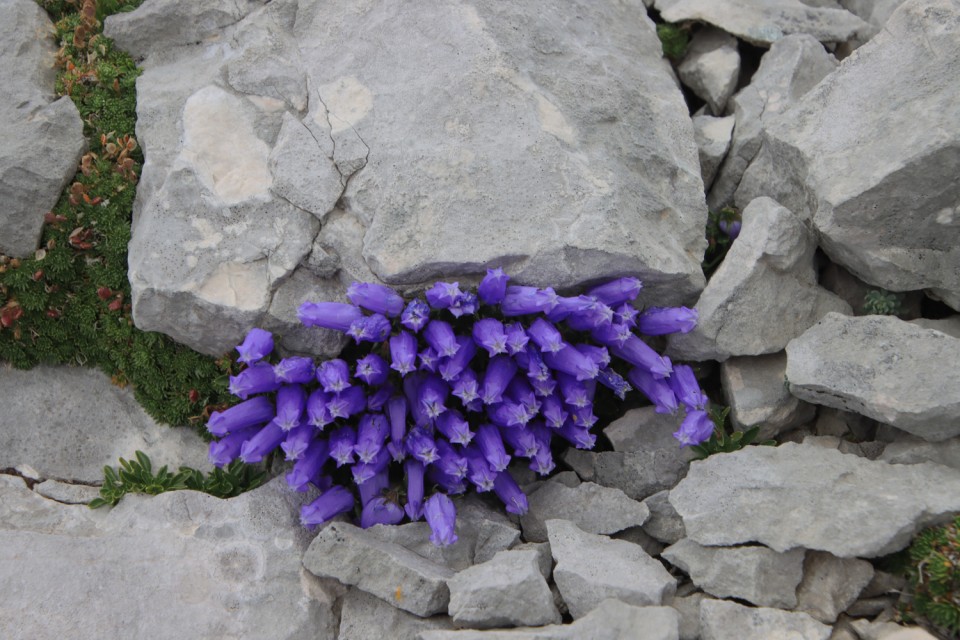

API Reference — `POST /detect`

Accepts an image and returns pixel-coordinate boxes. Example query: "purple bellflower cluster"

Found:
[206,270,709,546]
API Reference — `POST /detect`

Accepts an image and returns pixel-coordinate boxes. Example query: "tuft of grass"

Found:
[657,22,691,61]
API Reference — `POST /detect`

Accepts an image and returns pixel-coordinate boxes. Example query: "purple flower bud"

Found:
[327,386,367,420]
[627,366,679,415]
[239,420,286,463]
[418,347,440,373]
[670,364,708,412]
[347,313,392,344]
[306,389,333,429]
[591,322,634,348]
[488,401,531,429]
[564,298,615,331]
[301,485,355,527]
[448,291,477,318]
[236,328,274,365]
[543,344,600,381]
[527,318,564,353]
[405,459,425,520]
[481,355,517,405]
[426,281,462,309]
[611,336,673,379]
[452,368,480,406]
[436,409,474,446]
[387,396,408,461]
[401,298,431,333]
[275,384,306,431]
[358,468,390,506]
[317,359,352,394]
[438,335,477,382]
[541,393,568,429]
[502,425,540,458]
[360,497,405,528]
[587,277,642,306]
[638,306,698,336]
[472,318,508,356]
[614,303,639,327]
[407,427,440,464]
[507,377,541,415]
[462,446,497,492]
[530,447,556,475]
[575,344,610,369]
[273,356,316,384]
[286,439,329,491]
[367,383,394,412]
[546,295,595,322]
[424,320,459,358]
[208,425,259,467]
[228,363,279,400]
[424,493,459,546]
[428,466,468,495]
[403,372,431,427]
[298,301,363,332]
[418,374,449,420]
[500,286,558,316]
[436,440,469,479]
[569,406,598,429]
[354,413,389,463]
[478,267,509,304]
[281,424,314,461]
[505,322,530,354]
[530,375,557,398]
[329,425,357,467]
[207,396,274,436]
[597,367,631,400]
[674,409,715,446]
[352,448,391,485]
[556,373,593,408]
[557,421,597,450]
[347,281,404,317]
[390,331,418,376]
[493,472,529,515]
[718,219,741,239]
[476,423,511,472]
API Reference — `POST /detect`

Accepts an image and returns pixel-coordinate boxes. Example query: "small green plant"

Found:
[88,451,267,508]
[900,515,960,638]
[689,405,776,460]
[656,22,691,61]
[701,207,741,277]
[863,289,903,316]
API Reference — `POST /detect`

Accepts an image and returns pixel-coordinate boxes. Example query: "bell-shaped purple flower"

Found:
[347,281,404,317]
[556,372,593,408]
[301,485,355,527]
[239,420,286,463]
[476,423,511,472]
[448,291,477,318]
[674,409,715,446]
[352,448,391,485]
[390,331,418,376]
[557,421,597,450]
[418,374,449,420]
[546,295,595,323]
[281,424,314,461]
[406,427,440,465]
[418,347,440,373]
[236,328,274,365]
[207,395,274,436]
[298,301,363,332]
[347,313,392,344]
[591,322,634,348]
[628,366,679,415]
[286,439,329,490]
[527,318,564,353]
[718,219,741,239]
[317,359,351,394]
[358,467,390,506]
[329,425,357,467]
[481,355,517,405]
[306,389,333,429]
[367,383,393,412]
[326,386,367,420]
[587,277,642,306]
[405,459,425,520]
[478,267,509,304]
[472,318,508,356]
[403,372,431,427]
[504,322,530,354]
[428,466,468,495]
[564,298,615,331]
[597,367,631,400]
[638,306,698,336]
[611,336,673,379]
[354,413,389,463]
[436,409,474,446]
[401,298,431,333]
[451,368,480,406]
[424,493,458,546]
[228,363,279,400]
[670,364,708,411]
[424,320,459,358]
[425,281,462,309]
[355,354,389,387]
[438,335,477,382]
[493,472,529,516]
[541,393,568,429]
[360,497,405,528]
[543,345,600,381]
[614,303,639,327]
[208,425,259,467]
[569,406,598,429]
[530,447,555,475]
[387,396,408,461]
[501,286,558,316]
[436,440,469,479]
[488,401,531,429]
[507,377,540,414]
[273,356,315,384]
[575,344,610,369]
[275,384,306,431]
[462,446,497,492]
[502,425,540,458]
[530,375,557,398]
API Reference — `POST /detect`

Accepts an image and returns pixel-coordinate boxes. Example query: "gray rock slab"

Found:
[0,365,211,484]
[520,480,649,543]
[33,480,101,505]
[672,592,708,640]
[881,435,960,470]
[669,442,960,557]
[0,0,86,258]
[721,351,816,439]
[668,197,850,361]
[303,521,455,617]
[795,551,874,623]
[654,0,872,45]
[448,549,560,629]
[547,519,676,619]
[693,115,734,190]
[736,0,960,309]
[0,476,339,639]
[339,588,454,640]
[910,317,960,340]
[678,28,740,115]
[786,313,960,441]
[699,599,832,640]
[662,539,805,608]
[841,0,910,26]
[709,34,837,211]
[642,490,686,544]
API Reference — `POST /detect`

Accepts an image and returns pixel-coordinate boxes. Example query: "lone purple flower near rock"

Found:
[236,328,273,365]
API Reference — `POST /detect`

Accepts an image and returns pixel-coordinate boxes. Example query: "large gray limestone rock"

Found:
[693,115,734,190]
[881,435,960,471]
[0,0,86,258]
[699,599,832,640]
[668,197,850,361]
[795,551,875,623]
[520,478,649,543]
[654,0,872,45]
[107,0,708,356]
[669,442,960,557]
[677,28,740,115]
[736,0,960,310]
[842,0,910,26]
[0,365,210,484]
[721,351,816,439]
[338,588,454,640]
[786,313,960,441]
[0,476,339,639]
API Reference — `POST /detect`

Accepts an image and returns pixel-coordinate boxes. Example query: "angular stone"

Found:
[699,599,831,640]
[678,28,740,115]
[547,519,676,619]
[910,317,960,340]
[339,588,454,640]
[269,111,344,219]
[669,442,960,557]
[642,490,686,544]
[668,197,850,361]
[722,351,816,439]
[0,365,210,484]
[795,551,874,623]
[736,0,960,309]
[672,592,708,640]
[0,477,339,638]
[33,480,101,505]
[654,0,872,45]
[303,521,455,617]
[881,435,960,471]
[448,549,560,629]
[786,313,960,441]
[841,0,910,26]
[709,34,837,211]
[693,115,734,190]
[520,478,649,543]
[0,0,86,258]
[662,539,805,608]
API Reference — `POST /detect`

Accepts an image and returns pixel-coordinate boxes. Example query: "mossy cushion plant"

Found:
[901,515,960,638]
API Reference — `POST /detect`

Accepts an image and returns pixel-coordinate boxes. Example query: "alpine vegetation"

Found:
[205,269,708,545]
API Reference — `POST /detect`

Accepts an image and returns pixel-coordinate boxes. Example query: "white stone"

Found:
[693,115,735,190]
[722,351,816,439]
[795,551,875,623]
[520,478,650,543]
[678,29,740,115]
[699,599,832,640]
